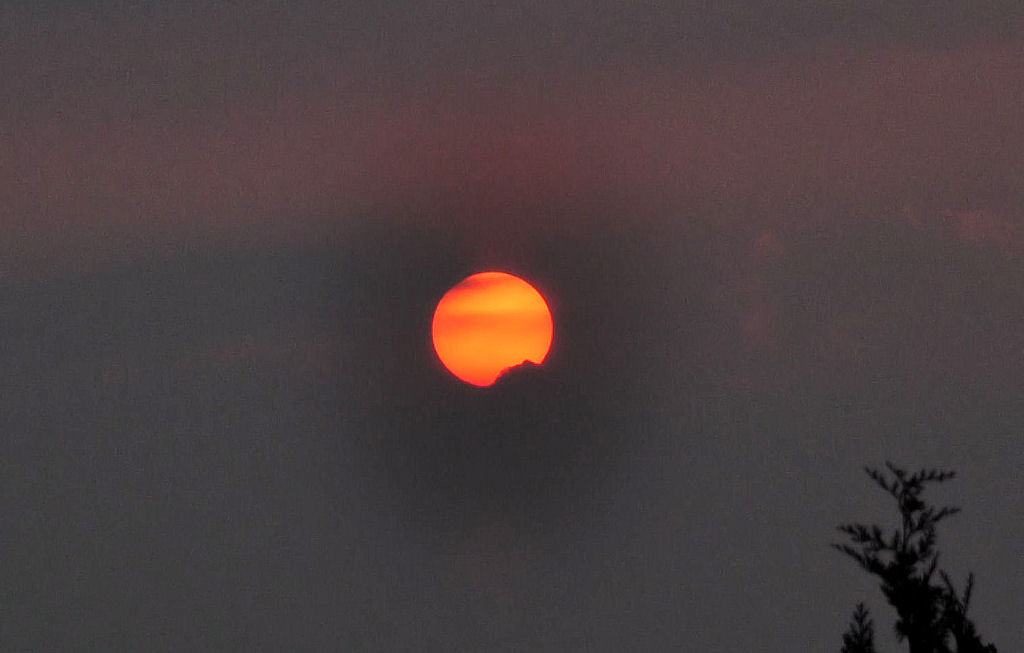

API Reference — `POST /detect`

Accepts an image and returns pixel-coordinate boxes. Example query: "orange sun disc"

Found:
[431,271,554,386]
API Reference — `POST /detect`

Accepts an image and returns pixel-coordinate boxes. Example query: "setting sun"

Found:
[431,272,553,386]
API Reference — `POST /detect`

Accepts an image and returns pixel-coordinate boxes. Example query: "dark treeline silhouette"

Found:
[842,602,876,653]
[834,462,998,653]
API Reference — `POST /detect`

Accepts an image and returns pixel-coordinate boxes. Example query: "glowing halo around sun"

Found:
[431,272,554,386]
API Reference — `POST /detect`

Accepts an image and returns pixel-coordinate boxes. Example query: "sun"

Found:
[431,272,554,386]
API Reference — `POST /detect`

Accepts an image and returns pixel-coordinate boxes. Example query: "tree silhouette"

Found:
[842,603,877,653]
[832,462,997,653]
[939,572,998,653]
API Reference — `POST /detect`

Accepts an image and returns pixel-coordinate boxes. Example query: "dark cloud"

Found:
[3,33,1022,276]
[4,203,1021,649]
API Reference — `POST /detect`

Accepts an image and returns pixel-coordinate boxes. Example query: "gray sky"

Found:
[2,2,1022,650]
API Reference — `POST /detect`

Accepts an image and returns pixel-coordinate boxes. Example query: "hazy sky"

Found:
[3,2,1022,650]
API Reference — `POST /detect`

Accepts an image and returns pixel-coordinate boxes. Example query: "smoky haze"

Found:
[2,1,1023,650]
[5,209,1021,649]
